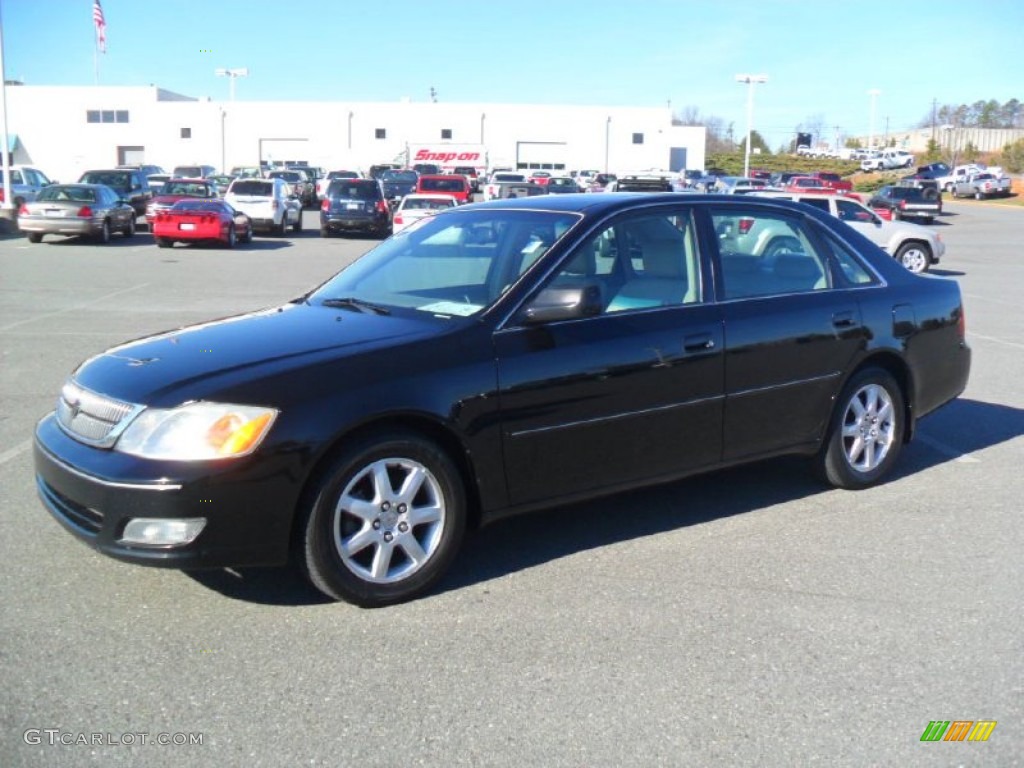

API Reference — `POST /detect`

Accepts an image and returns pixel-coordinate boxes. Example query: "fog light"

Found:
[119,518,206,547]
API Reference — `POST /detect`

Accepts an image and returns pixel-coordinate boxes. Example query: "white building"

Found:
[2,85,706,182]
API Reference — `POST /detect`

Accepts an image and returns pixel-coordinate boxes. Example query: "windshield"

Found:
[310,209,581,318]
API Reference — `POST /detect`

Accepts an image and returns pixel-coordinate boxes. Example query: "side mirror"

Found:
[519,284,603,326]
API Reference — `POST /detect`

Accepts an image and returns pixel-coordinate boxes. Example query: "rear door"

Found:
[708,203,869,460]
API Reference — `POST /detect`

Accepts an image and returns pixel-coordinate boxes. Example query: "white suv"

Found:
[754,191,944,274]
[224,177,302,235]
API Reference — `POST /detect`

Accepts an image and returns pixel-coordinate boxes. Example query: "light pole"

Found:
[215,67,249,101]
[735,74,768,178]
[867,88,881,150]
[604,116,611,173]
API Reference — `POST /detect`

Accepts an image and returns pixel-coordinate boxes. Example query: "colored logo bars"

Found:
[920,720,997,742]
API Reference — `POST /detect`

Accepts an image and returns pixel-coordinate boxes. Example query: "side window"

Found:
[545,210,701,314]
[819,232,878,286]
[712,207,830,299]
[836,199,873,223]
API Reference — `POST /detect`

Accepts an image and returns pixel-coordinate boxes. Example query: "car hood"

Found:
[71,302,438,407]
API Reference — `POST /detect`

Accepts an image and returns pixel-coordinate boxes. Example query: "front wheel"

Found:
[816,368,905,490]
[27,232,43,244]
[299,432,467,607]
[896,242,930,274]
[974,190,982,200]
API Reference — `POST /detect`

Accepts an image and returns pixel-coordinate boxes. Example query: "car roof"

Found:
[466,192,825,218]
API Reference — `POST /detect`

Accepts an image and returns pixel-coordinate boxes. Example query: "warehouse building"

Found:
[2,84,706,182]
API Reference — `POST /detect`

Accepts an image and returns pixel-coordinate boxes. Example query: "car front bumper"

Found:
[33,413,295,569]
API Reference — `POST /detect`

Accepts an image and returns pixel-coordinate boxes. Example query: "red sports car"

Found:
[152,199,252,248]
[145,178,219,226]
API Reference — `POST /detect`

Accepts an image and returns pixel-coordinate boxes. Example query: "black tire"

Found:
[816,367,905,490]
[27,232,43,244]
[764,236,801,259]
[123,216,136,238]
[974,190,982,200]
[155,237,172,248]
[278,214,287,237]
[895,241,930,274]
[240,222,253,243]
[298,431,467,607]
[292,211,302,233]
[320,226,330,238]
[225,225,236,249]
[97,219,111,244]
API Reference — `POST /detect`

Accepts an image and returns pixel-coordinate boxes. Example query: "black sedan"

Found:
[33,194,971,607]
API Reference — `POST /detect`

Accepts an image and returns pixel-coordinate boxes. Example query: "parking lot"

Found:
[1,202,1021,766]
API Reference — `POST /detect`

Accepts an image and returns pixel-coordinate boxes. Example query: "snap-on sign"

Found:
[413,150,481,163]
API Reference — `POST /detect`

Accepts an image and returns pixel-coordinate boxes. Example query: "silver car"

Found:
[18,183,137,244]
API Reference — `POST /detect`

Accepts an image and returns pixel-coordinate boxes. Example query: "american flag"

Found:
[93,0,107,53]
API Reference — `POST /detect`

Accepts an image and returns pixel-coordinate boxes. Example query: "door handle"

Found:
[684,334,715,352]
[832,311,856,328]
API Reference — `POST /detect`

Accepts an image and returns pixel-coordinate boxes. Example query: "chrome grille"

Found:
[56,380,141,447]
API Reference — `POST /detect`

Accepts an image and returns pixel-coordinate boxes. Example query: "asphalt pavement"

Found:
[1,204,1021,767]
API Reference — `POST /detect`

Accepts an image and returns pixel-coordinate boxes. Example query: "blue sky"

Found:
[3,0,1022,146]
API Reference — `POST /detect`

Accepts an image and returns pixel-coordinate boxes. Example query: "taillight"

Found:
[19,203,29,216]
[899,200,907,209]
[957,305,966,340]
[376,200,389,214]
[738,217,755,234]
[0,189,5,202]
[272,199,279,210]
[321,199,330,211]
[76,206,93,218]
[394,214,404,225]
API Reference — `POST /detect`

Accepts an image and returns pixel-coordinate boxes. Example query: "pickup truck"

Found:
[935,164,1007,193]
[867,185,942,223]
[0,165,55,207]
[483,172,529,201]
[805,171,853,193]
[950,173,1012,199]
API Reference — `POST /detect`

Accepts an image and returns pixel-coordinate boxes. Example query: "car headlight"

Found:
[115,402,278,460]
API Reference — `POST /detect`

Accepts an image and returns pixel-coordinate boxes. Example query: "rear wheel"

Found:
[974,190,982,200]
[27,232,43,244]
[278,214,287,237]
[96,219,111,244]
[298,431,466,607]
[292,210,302,233]
[320,226,330,238]
[816,367,905,490]
[123,216,136,238]
[240,221,253,243]
[225,225,236,249]
[155,237,172,248]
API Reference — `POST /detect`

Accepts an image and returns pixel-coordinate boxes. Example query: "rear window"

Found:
[404,198,455,211]
[328,181,378,200]
[173,167,203,178]
[420,178,466,193]
[382,171,418,183]
[230,180,274,196]
[269,171,301,182]
[38,186,97,203]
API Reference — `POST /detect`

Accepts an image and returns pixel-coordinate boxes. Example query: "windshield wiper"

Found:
[320,297,392,315]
